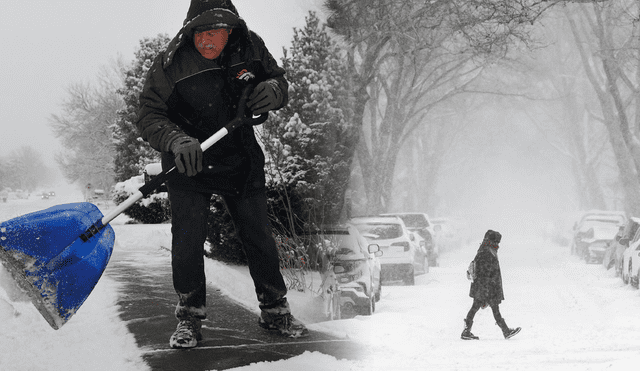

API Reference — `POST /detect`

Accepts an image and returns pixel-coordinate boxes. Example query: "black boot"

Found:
[461,319,479,340]
[496,318,521,339]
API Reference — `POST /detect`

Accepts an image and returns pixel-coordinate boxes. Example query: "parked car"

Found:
[621,227,640,288]
[351,215,423,285]
[430,217,464,252]
[580,225,619,264]
[572,212,626,258]
[603,218,640,276]
[303,224,382,316]
[380,212,439,266]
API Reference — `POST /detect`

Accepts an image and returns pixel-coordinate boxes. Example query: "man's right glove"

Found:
[170,136,203,177]
[247,80,282,115]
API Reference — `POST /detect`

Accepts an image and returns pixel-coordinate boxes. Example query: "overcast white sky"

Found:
[0,0,324,168]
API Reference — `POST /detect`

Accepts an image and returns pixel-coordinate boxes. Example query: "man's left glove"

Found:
[247,81,282,115]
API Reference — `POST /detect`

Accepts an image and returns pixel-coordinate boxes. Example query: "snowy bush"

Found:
[112,175,170,224]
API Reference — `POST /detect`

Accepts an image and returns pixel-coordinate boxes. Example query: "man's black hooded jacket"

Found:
[136,0,288,196]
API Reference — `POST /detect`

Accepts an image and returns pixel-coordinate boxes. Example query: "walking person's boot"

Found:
[496,318,521,339]
[461,318,479,340]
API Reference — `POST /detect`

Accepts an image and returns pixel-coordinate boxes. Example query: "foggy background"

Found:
[1,1,635,238]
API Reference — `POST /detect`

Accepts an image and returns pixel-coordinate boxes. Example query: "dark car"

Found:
[303,224,382,318]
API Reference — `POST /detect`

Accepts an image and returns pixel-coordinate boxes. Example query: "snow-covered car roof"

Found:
[351,216,403,225]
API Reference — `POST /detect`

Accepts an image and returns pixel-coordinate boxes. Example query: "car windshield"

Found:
[355,223,403,240]
[398,215,428,229]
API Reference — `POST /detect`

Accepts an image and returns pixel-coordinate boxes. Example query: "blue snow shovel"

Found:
[0,85,267,330]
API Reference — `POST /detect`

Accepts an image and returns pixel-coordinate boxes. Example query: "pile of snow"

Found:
[0,266,147,371]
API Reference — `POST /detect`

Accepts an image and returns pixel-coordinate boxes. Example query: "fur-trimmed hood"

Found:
[162,0,251,68]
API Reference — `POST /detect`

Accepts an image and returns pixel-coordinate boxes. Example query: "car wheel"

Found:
[359,294,374,315]
[329,292,341,320]
[632,264,639,289]
[404,269,415,286]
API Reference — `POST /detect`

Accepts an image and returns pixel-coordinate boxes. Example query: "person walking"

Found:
[461,230,521,340]
[136,0,308,348]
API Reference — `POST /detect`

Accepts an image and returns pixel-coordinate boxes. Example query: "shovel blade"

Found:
[0,202,114,329]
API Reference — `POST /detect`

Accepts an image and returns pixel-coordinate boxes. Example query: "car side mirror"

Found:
[619,238,630,246]
[368,244,380,254]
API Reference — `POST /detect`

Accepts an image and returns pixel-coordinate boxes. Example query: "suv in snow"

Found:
[380,212,438,267]
[351,215,424,285]
[303,224,382,316]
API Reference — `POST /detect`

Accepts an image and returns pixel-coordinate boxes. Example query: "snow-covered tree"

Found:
[324,0,560,214]
[50,63,124,193]
[260,12,356,231]
[112,34,170,182]
[0,147,53,192]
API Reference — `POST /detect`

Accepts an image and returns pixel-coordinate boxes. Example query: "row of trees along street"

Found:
[0,147,54,194]
[49,1,640,241]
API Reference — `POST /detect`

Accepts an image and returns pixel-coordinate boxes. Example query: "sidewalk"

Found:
[104,227,364,371]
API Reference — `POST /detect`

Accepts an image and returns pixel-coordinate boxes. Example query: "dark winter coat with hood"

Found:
[469,235,505,305]
[136,0,288,197]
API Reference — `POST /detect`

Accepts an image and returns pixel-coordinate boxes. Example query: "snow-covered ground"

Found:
[1,187,640,370]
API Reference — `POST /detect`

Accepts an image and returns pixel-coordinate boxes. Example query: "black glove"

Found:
[247,81,281,115]
[170,136,203,177]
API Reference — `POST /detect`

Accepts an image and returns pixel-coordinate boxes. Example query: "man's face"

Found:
[194,28,231,60]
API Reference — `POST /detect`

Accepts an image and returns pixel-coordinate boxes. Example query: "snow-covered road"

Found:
[334,238,640,370]
[1,190,640,370]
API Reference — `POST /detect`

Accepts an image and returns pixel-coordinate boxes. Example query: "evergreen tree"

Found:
[260,11,357,232]
[113,34,171,182]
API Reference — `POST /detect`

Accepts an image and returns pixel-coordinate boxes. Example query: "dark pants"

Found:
[167,186,287,320]
[465,298,503,323]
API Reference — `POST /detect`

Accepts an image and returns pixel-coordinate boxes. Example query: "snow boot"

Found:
[496,318,521,339]
[259,312,309,338]
[461,319,479,340]
[169,318,202,348]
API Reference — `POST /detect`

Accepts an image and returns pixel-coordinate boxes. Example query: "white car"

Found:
[351,216,423,285]
[621,227,640,288]
[431,217,464,252]
[380,212,438,267]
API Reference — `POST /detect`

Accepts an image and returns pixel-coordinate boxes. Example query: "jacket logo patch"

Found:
[236,69,255,81]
